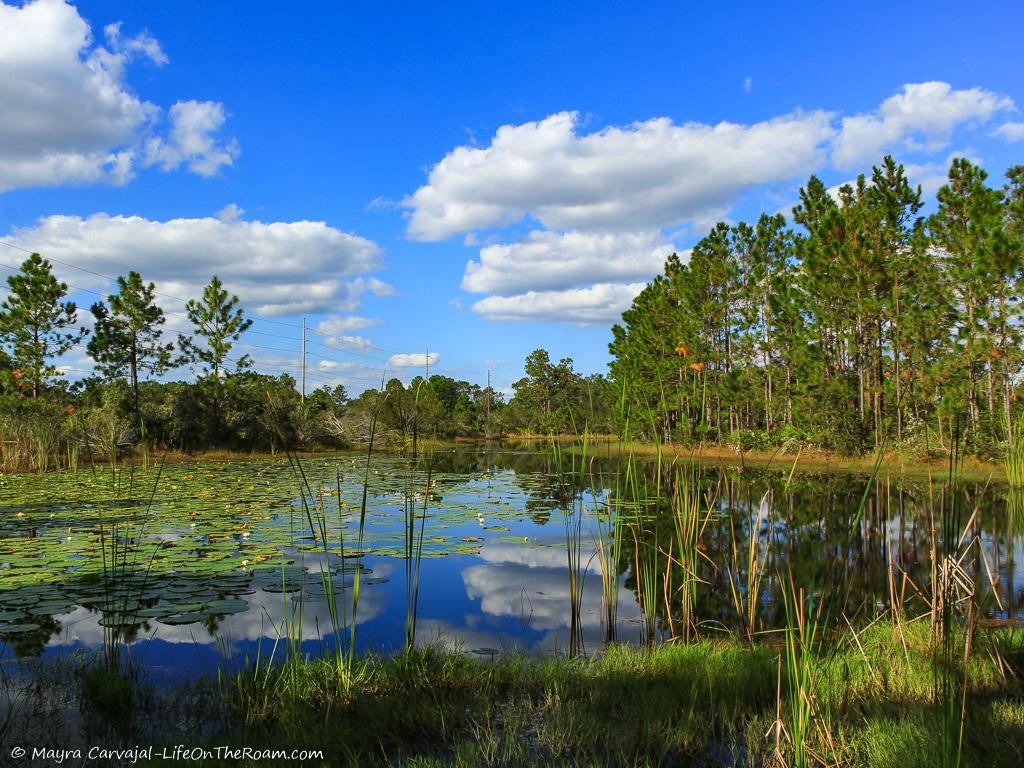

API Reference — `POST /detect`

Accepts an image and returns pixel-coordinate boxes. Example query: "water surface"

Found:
[0,448,1019,683]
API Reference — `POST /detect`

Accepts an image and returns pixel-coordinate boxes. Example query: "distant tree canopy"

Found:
[1,155,1021,467]
[0,251,613,463]
[610,156,1024,455]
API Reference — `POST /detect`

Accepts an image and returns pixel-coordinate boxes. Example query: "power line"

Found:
[0,239,407,367]
[0,238,306,331]
[0,239,493,386]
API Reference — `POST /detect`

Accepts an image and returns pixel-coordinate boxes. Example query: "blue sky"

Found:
[1,0,1021,396]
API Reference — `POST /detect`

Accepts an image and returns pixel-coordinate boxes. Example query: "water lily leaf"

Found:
[158,613,205,626]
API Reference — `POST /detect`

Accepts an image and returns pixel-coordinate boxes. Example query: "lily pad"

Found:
[0,623,41,634]
[157,613,205,626]
[203,599,249,615]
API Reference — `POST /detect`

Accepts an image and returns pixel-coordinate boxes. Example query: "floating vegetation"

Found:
[0,453,559,652]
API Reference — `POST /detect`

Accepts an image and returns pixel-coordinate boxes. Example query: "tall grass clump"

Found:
[404,454,431,654]
[95,456,165,678]
[592,481,623,642]
[0,403,80,472]
[668,466,713,642]
[1006,412,1024,489]
[774,577,836,768]
[728,486,771,646]
[552,438,586,656]
[287,452,343,664]
[345,375,384,674]
[935,421,969,768]
[630,522,660,648]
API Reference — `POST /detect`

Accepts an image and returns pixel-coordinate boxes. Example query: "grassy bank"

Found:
[5,621,1017,767]
[501,436,1004,483]
[140,438,1013,483]
[219,623,1023,767]
[0,435,1007,485]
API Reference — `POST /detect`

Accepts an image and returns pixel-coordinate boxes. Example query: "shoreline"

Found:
[0,437,1006,483]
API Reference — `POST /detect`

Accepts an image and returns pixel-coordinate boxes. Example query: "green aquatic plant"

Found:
[669,465,714,643]
[592,481,623,642]
[347,374,385,675]
[404,454,431,654]
[629,522,660,648]
[776,578,835,768]
[1006,413,1024,489]
[552,438,586,656]
[728,485,772,646]
[936,422,968,768]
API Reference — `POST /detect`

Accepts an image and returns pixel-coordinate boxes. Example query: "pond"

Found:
[0,446,1020,684]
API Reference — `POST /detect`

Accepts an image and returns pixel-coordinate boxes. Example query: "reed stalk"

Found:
[728,487,771,645]
[777,575,834,768]
[404,454,432,654]
[552,438,586,656]
[1006,413,1024,489]
[592,484,623,642]
[936,419,967,768]
[669,467,713,642]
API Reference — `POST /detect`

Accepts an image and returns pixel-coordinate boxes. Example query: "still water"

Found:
[0,447,1020,683]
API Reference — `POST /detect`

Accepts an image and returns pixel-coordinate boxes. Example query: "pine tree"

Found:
[929,159,1006,445]
[88,271,175,425]
[178,276,253,445]
[0,253,85,398]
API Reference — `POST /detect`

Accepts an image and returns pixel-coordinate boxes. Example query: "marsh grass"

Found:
[404,453,432,653]
[937,423,968,768]
[774,579,836,768]
[728,486,771,646]
[212,620,1022,767]
[96,455,165,678]
[631,523,660,648]
[552,438,587,656]
[1007,413,1024,489]
[592,483,623,642]
[668,465,715,642]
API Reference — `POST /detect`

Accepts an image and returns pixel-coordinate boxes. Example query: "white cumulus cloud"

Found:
[832,82,1012,169]
[143,100,240,177]
[314,314,378,353]
[322,334,375,351]
[471,282,647,325]
[0,0,237,191]
[409,81,1015,325]
[317,315,379,334]
[992,121,1024,142]
[404,109,835,240]
[388,352,440,368]
[462,230,672,296]
[6,209,384,316]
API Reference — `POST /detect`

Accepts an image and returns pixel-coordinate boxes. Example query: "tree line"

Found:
[3,154,1019,466]
[610,156,1024,456]
[0,253,610,468]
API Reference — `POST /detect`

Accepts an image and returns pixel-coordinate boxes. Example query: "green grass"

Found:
[1007,414,1024,489]
[188,621,1021,767]
[2,621,1020,767]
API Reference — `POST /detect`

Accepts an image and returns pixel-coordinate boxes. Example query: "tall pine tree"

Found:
[88,271,175,425]
[178,276,253,445]
[0,253,85,398]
